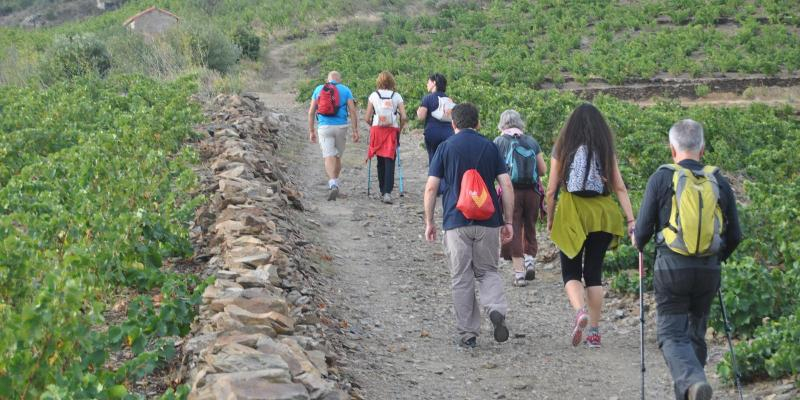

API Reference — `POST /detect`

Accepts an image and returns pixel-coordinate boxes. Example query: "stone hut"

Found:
[123,6,179,37]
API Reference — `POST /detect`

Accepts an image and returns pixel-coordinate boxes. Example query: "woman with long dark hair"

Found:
[544,103,635,348]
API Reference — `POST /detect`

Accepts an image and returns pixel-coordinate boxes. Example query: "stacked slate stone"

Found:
[185,93,348,400]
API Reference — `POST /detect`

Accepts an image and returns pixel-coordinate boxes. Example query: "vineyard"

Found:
[1,0,799,397]
[298,0,800,384]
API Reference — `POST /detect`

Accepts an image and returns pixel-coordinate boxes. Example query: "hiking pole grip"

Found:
[639,251,646,400]
[718,288,745,400]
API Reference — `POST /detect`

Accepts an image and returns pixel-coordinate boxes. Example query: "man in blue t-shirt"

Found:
[308,71,359,201]
[423,102,515,348]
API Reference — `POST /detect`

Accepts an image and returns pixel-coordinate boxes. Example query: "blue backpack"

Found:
[505,137,538,185]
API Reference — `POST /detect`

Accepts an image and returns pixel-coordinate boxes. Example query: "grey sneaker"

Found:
[458,336,476,349]
[524,264,535,281]
[687,382,713,400]
[327,185,339,201]
[489,310,509,343]
[382,193,392,204]
[512,272,527,287]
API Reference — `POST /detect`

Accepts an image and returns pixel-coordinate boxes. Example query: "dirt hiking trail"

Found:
[248,42,745,400]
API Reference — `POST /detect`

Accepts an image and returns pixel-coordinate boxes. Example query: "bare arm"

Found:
[536,153,547,177]
[347,99,359,142]
[364,102,374,126]
[424,176,441,242]
[497,173,514,225]
[307,99,318,143]
[497,173,515,244]
[417,106,428,121]
[545,157,560,231]
[611,159,636,238]
[398,103,408,132]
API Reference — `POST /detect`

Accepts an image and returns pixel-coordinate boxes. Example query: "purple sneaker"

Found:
[571,308,589,347]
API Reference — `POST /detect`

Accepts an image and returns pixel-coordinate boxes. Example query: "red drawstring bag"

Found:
[456,145,495,220]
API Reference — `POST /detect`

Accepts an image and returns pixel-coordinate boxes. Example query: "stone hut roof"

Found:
[122,6,179,27]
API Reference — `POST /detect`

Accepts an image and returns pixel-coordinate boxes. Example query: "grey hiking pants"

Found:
[654,251,721,400]
[443,225,508,342]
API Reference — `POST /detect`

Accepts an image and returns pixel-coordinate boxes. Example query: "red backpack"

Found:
[456,145,495,220]
[317,82,341,116]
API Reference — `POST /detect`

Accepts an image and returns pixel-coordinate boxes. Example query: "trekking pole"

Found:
[638,251,646,400]
[718,288,745,400]
[367,156,372,197]
[397,144,405,196]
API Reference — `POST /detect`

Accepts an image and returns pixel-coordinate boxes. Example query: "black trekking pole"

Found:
[718,287,745,400]
[638,251,646,400]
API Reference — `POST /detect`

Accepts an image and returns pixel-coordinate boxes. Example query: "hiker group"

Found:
[308,71,742,400]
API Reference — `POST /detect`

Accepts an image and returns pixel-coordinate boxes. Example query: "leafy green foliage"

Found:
[0,75,206,398]
[38,33,111,84]
[234,26,260,61]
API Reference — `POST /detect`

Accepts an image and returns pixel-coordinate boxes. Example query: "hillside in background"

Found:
[0,0,125,28]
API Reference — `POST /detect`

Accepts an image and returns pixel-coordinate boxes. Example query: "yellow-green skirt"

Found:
[551,191,625,259]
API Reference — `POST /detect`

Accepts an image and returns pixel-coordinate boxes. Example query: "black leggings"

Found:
[560,232,613,287]
[376,156,395,195]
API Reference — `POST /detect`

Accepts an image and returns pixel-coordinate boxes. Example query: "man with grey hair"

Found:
[308,71,359,200]
[493,109,547,287]
[634,119,741,400]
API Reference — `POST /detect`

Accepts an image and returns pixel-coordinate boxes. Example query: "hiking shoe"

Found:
[687,382,713,400]
[459,336,477,349]
[382,193,393,204]
[489,310,509,343]
[571,308,589,347]
[512,272,527,287]
[524,264,535,280]
[524,254,535,267]
[327,185,339,201]
[585,328,601,348]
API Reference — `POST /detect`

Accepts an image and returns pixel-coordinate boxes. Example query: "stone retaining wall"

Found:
[184,93,348,400]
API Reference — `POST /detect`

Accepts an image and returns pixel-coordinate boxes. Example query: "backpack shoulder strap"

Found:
[701,165,721,198]
[657,163,678,172]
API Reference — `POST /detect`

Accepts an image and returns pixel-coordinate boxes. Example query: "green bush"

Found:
[718,305,800,382]
[176,23,241,73]
[234,26,260,61]
[38,34,111,85]
[105,29,188,79]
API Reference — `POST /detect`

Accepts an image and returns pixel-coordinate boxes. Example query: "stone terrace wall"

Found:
[184,93,348,400]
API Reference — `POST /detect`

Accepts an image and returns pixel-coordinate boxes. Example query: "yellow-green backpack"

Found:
[657,164,725,256]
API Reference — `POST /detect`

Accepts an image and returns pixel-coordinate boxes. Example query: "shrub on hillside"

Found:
[234,26,260,61]
[105,29,188,79]
[170,23,241,74]
[38,33,111,85]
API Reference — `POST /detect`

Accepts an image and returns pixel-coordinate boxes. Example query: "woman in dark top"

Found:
[416,73,455,163]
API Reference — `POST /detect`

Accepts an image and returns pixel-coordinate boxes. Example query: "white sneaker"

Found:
[523,254,536,280]
[382,193,393,204]
[524,254,535,268]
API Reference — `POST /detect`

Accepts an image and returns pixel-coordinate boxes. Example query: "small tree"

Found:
[39,34,111,85]
[234,26,260,61]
